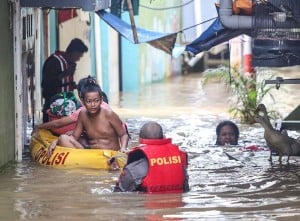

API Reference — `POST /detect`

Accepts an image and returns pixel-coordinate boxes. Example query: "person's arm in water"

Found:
[114,158,148,192]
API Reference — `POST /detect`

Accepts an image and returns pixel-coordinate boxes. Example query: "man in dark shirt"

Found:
[41,38,88,122]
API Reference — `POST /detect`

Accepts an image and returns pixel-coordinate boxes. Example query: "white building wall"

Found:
[108,28,120,94]
[181,0,218,43]
[94,14,103,88]
[58,10,91,84]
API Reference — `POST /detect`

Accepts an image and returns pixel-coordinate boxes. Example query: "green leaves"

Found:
[202,67,280,123]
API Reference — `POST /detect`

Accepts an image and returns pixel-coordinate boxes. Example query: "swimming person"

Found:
[215,120,239,146]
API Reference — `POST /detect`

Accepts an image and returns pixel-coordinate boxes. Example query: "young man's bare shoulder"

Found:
[78,108,89,119]
[102,108,121,122]
[101,107,114,117]
[78,108,88,114]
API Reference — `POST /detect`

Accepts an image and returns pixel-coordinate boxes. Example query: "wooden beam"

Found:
[126,0,138,43]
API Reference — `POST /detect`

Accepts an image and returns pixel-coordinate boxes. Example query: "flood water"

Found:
[2,67,300,220]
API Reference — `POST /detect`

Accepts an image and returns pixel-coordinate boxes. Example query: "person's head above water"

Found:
[139,121,164,139]
[215,120,239,146]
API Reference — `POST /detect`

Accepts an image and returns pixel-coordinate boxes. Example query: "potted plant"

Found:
[202,66,280,123]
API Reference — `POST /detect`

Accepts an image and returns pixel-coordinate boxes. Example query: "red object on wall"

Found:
[244,54,254,73]
[243,35,255,74]
[58,9,78,24]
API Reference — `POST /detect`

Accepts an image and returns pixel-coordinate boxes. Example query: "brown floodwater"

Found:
[1,67,300,220]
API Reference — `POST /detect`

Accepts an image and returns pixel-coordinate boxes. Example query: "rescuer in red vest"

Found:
[114,121,189,193]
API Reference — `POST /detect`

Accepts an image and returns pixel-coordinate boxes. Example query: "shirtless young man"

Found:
[54,78,129,152]
[34,76,110,136]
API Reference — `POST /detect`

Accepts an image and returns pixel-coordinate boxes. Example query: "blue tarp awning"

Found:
[185,17,250,55]
[96,10,177,54]
[185,5,251,56]
[96,9,250,57]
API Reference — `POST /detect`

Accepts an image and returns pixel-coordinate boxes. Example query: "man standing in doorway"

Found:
[41,38,88,122]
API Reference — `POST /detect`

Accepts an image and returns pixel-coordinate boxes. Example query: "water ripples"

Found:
[2,71,300,220]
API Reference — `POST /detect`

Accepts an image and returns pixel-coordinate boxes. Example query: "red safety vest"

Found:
[128,138,188,193]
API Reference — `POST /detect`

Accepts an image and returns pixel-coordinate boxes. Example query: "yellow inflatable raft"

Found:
[30,129,127,169]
